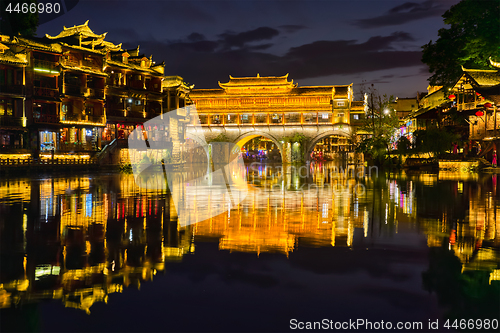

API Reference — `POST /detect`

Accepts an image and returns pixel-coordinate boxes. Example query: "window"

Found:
[338,113,344,117]
[322,113,329,119]
[353,114,359,120]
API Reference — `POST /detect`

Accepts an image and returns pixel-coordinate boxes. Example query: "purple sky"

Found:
[37,0,461,99]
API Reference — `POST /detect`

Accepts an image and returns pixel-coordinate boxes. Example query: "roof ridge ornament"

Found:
[490,57,500,69]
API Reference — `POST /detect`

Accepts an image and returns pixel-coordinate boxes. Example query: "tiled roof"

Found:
[105,59,163,76]
[60,64,107,76]
[45,20,105,40]
[0,48,28,65]
[14,37,62,53]
[219,74,295,88]
[463,68,500,87]
[293,86,335,95]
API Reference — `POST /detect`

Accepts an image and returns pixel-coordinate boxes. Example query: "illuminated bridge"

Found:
[187,74,365,163]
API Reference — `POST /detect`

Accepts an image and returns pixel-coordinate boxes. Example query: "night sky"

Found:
[37,0,461,99]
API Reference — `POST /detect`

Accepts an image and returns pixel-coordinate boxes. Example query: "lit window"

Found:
[353,115,359,120]
[322,113,329,119]
[338,113,344,117]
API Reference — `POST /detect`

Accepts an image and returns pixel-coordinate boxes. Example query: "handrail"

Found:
[96,139,118,163]
[0,158,98,166]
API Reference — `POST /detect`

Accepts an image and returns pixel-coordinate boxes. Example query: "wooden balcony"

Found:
[64,84,85,97]
[86,88,105,99]
[34,113,59,124]
[0,84,25,95]
[0,116,24,127]
[61,113,105,125]
[457,102,477,111]
[33,86,59,98]
[33,59,59,72]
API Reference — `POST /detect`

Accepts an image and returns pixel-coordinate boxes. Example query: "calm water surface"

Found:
[0,163,499,332]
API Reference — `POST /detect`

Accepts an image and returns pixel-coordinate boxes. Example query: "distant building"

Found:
[391,97,419,120]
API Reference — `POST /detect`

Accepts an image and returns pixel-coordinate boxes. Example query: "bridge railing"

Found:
[189,112,347,126]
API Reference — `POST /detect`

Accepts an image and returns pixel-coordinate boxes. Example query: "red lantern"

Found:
[484,102,492,108]
[448,94,456,99]
[476,92,481,96]
[475,111,484,117]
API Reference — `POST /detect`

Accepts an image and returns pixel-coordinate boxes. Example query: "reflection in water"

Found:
[0,164,499,320]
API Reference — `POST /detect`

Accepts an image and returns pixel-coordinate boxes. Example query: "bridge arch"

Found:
[233,131,284,163]
[305,128,352,163]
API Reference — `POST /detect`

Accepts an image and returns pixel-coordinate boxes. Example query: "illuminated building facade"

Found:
[0,36,28,150]
[189,74,365,162]
[0,21,192,161]
[450,59,500,143]
[103,45,165,143]
[190,74,356,127]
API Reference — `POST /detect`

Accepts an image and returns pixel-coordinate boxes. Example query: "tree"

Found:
[422,0,500,88]
[413,128,459,158]
[0,0,39,37]
[355,84,398,165]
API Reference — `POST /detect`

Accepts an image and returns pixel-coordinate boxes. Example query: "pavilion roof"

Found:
[219,74,296,88]
[45,20,106,40]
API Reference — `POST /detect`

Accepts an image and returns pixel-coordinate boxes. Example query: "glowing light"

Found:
[34,68,59,74]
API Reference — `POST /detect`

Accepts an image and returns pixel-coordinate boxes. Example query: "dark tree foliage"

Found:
[413,128,459,158]
[0,0,39,36]
[422,0,500,88]
[355,84,398,165]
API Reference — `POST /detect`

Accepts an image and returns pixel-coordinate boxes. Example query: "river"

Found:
[0,163,499,332]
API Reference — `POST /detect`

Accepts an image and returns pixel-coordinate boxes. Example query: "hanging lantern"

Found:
[484,102,492,108]
[448,94,456,100]
[475,111,484,117]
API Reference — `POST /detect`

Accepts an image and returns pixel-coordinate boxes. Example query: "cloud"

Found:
[218,27,280,49]
[134,29,422,88]
[354,0,447,28]
[187,32,206,42]
[279,25,308,33]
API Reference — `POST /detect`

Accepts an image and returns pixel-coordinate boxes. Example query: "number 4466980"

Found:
[5,2,61,14]
[444,319,498,330]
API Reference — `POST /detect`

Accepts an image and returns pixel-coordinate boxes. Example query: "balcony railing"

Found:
[62,59,80,67]
[86,88,105,99]
[0,84,25,95]
[457,102,477,111]
[81,60,101,71]
[61,113,105,125]
[64,84,84,96]
[129,81,145,90]
[33,86,59,98]
[34,113,59,124]
[33,59,59,72]
[0,116,24,127]
[188,112,347,127]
